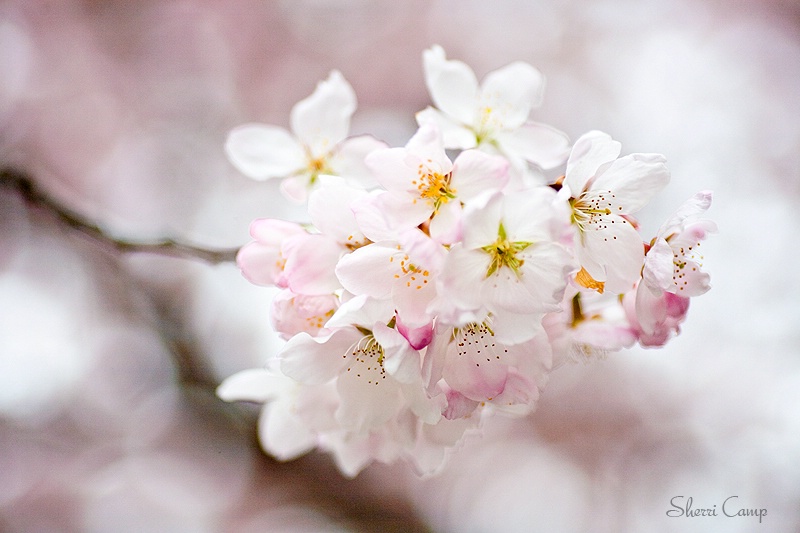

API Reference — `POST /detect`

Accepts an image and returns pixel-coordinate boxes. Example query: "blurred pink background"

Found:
[1,1,799,531]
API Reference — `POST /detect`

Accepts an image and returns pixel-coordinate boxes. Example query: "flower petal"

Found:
[416,107,477,150]
[225,124,305,180]
[422,45,479,126]
[479,61,545,129]
[564,130,621,193]
[329,134,387,188]
[579,218,643,294]
[290,70,356,152]
[495,121,570,169]
[591,153,670,214]
[280,329,360,384]
[450,149,509,200]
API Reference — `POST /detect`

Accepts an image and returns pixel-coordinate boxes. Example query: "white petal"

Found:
[479,61,545,129]
[335,358,403,433]
[579,219,644,294]
[423,45,479,126]
[290,70,356,153]
[280,329,360,384]
[335,243,396,299]
[440,246,493,311]
[216,368,284,403]
[658,190,714,238]
[329,135,387,188]
[642,237,674,293]
[461,192,504,249]
[495,122,570,169]
[564,130,621,193]
[591,153,670,214]
[284,234,343,295]
[307,175,366,239]
[259,401,316,461]
[416,106,477,150]
[450,149,509,200]
[225,124,305,179]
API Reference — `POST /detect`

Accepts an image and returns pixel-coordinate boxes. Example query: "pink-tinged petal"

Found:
[442,389,480,420]
[270,290,339,340]
[225,124,305,180]
[280,329,361,384]
[248,218,306,243]
[642,237,675,293]
[450,149,509,200]
[632,281,666,336]
[236,240,284,287]
[307,175,366,240]
[396,316,434,350]
[259,401,316,461]
[422,45,479,126]
[393,275,438,329]
[443,324,508,402]
[290,70,356,152]
[591,153,669,214]
[284,234,343,295]
[672,261,711,297]
[401,382,445,425]
[490,371,537,409]
[216,368,285,403]
[329,135,387,188]
[416,107,477,150]
[564,130,621,194]
[479,61,545,129]
[335,243,396,299]
[579,218,643,294]
[495,122,570,169]
[279,175,311,203]
[659,190,713,238]
[372,322,420,383]
[461,192,504,249]
[422,326,450,393]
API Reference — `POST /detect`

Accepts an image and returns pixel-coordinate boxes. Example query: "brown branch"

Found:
[0,166,240,264]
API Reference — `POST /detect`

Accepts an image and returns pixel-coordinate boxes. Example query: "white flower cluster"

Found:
[218,46,716,477]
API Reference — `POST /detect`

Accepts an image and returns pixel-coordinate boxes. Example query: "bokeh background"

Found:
[2,1,799,531]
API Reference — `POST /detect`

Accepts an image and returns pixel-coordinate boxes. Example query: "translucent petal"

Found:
[290,70,356,153]
[591,153,670,214]
[422,45,479,126]
[495,122,570,169]
[225,124,305,179]
[280,329,360,384]
[564,130,621,193]
[416,106,477,150]
[479,61,545,129]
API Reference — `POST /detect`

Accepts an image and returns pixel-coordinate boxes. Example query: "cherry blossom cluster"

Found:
[217,46,716,477]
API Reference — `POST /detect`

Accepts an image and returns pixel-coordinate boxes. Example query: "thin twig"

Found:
[0,167,240,264]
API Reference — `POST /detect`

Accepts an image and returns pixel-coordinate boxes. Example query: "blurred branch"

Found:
[0,166,240,264]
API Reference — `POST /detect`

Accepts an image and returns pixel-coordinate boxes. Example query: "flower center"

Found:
[414,166,456,211]
[570,190,619,231]
[481,223,531,277]
[305,152,333,185]
[347,334,387,385]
